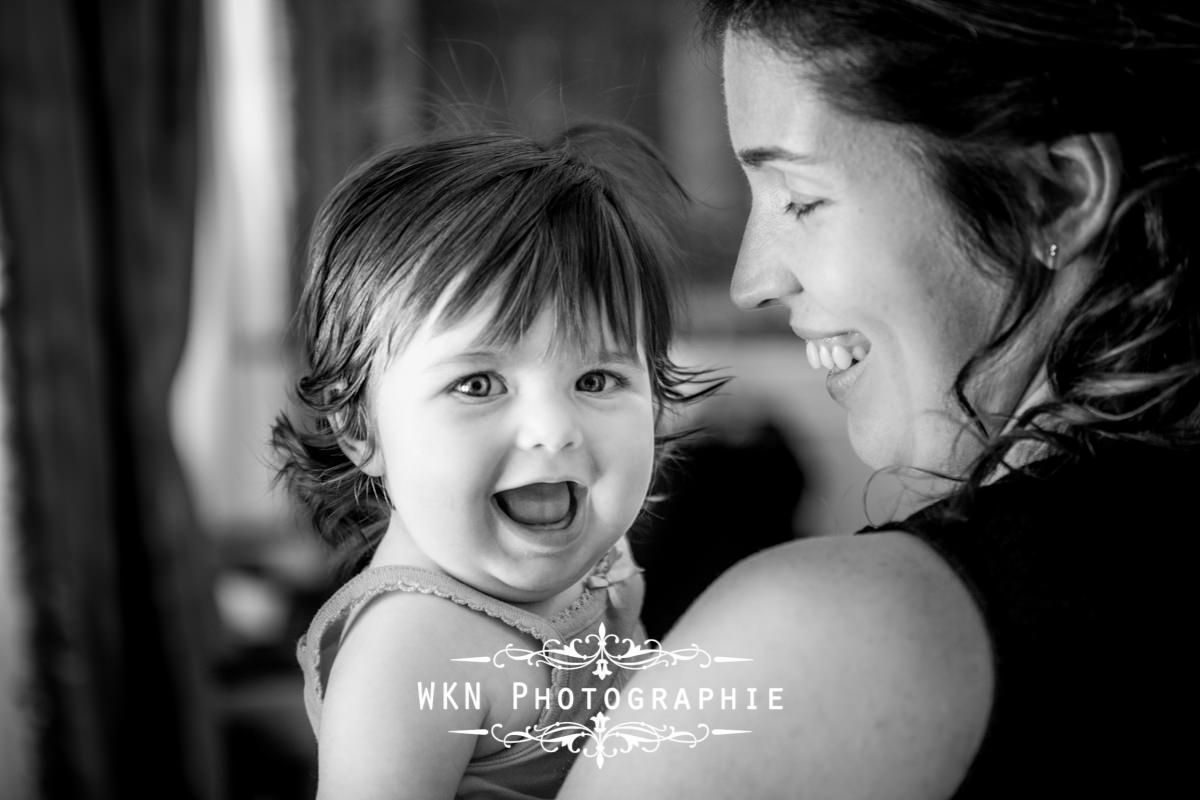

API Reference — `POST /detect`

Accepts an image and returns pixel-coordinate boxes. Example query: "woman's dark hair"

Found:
[271,122,722,569]
[702,0,1200,493]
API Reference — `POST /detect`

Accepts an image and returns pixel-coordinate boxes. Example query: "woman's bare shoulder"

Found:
[559,532,994,799]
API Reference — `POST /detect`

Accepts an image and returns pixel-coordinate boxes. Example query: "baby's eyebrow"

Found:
[429,342,643,368]
[590,347,644,366]
[429,350,502,368]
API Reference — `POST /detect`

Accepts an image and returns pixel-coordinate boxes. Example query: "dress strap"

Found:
[296,565,564,703]
[584,535,642,589]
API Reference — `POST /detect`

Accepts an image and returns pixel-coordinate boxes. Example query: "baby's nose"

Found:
[514,394,582,453]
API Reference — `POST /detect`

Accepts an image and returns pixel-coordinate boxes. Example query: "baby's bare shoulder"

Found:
[316,589,551,798]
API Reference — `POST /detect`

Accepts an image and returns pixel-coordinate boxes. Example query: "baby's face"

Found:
[360,295,655,608]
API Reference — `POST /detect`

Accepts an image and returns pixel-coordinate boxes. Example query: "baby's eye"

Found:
[576,370,626,393]
[452,373,504,398]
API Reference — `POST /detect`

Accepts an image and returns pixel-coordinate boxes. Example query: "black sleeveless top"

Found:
[859,442,1194,798]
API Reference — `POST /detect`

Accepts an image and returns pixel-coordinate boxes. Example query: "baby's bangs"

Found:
[547,184,649,356]
[437,170,658,359]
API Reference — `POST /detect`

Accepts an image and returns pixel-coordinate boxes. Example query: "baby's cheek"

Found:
[620,434,657,518]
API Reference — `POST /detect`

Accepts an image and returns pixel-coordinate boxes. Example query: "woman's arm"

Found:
[559,532,993,799]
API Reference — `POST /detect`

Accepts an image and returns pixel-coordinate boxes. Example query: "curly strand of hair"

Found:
[270,408,390,558]
[961,144,1200,484]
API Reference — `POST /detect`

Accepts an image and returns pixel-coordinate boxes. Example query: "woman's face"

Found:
[723,34,1014,473]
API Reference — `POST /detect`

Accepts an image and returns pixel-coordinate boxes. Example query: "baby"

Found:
[272,124,719,799]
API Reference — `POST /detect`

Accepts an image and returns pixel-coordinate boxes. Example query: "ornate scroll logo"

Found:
[449,624,755,765]
[491,713,750,769]
[454,622,748,680]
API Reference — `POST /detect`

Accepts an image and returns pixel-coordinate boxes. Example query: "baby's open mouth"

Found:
[494,481,580,529]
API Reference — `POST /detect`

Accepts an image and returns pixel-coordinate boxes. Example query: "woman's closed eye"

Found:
[450,372,506,399]
[784,198,825,219]
[576,369,629,394]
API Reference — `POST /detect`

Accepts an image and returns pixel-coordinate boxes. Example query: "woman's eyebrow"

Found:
[737,145,821,168]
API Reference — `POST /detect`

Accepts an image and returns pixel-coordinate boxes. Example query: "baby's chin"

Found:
[474,566,585,606]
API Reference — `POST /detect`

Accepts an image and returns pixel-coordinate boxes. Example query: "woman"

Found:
[560,1,1198,797]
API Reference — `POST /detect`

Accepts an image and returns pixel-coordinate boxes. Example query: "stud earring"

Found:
[1045,242,1060,270]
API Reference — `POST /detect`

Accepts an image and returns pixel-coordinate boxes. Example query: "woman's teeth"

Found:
[805,338,869,372]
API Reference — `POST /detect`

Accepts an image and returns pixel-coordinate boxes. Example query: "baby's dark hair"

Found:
[271,122,721,566]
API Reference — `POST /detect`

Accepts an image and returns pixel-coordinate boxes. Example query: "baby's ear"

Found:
[337,432,384,477]
[330,403,384,477]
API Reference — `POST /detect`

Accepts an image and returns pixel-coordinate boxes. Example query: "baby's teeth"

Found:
[851,345,867,361]
[832,345,852,370]
[818,345,834,371]
[805,340,820,370]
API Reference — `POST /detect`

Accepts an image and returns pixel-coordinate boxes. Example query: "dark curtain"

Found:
[0,2,221,798]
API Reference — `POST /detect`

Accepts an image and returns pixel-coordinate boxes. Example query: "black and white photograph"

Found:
[1,1,1195,798]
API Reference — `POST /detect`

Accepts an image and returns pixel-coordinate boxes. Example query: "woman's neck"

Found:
[981,366,1057,483]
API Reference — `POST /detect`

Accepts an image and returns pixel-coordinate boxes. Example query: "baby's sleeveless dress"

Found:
[296,539,645,799]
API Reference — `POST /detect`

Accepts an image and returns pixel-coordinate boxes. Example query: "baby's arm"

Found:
[314,591,504,800]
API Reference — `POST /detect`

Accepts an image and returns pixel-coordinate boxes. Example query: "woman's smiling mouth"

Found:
[802,331,872,373]
[493,481,582,530]
[791,330,872,406]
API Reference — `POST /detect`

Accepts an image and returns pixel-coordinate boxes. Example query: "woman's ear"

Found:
[1032,132,1122,268]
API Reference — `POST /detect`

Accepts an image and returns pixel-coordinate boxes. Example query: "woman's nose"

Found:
[514,392,582,453]
[729,214,803,310]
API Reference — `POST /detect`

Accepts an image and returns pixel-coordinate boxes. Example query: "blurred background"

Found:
[0,1,921,798]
